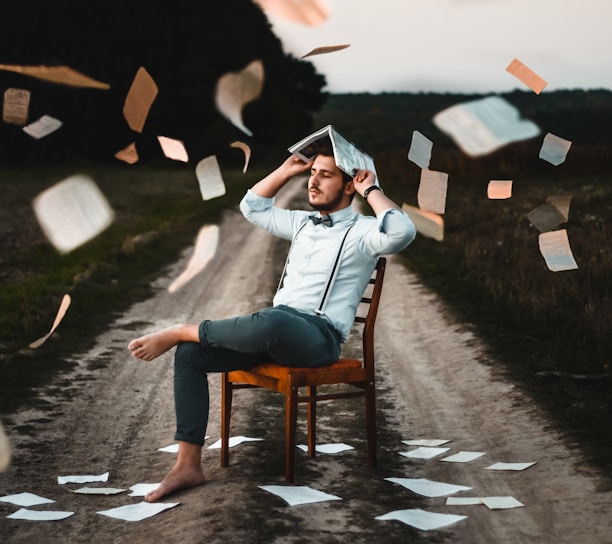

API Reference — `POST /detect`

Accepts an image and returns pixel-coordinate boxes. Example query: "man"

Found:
[128,143,416,501]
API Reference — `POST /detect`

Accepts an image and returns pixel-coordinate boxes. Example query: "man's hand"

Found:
[351,169,377,197]
[278,155,313,180]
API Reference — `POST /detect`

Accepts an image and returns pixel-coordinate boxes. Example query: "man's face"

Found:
[308,155,352,213]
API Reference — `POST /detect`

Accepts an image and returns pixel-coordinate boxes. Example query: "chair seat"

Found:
[247,358,362,379]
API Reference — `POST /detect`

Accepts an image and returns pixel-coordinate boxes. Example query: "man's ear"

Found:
[344,180,355,195]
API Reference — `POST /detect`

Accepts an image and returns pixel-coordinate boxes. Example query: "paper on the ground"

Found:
[399,446,450,459]
[485,461,537,471]
[215,59,264,137]
[538,230,578,272]
[546,195,571,222]
[408,130,433,169]
[7,508,75,521]
[58,471,110,484]
[97,501,179,521]
[445,497,484,505]
[158,444,179,453]
[123,66,158,133]
[527,202,566,233]
[385,477,471,497]
[3,87,30,125]
[539,132,572,166]
[302,44,350,58]
[195,156,226,200]
[0,420,10,472]
[33,174,115,254]
[433,95,540,157]
[71,487,125,495]
[505,58,547,94]
[297,443,354,454]
[29,294,71,349]
[375,508,467,531]
[417,169,448,214]
[115,142,139,165]
[441,451,486,463]
[255,0,330,26]
[158,136,189,163]
[401,203,444,242]
[487,180,513,199]
[402,439,451,447]
[0,492,55,507]
[207,436,263,449]
[168,224,219,293]
[446,496,524,509]
[230,141,251,173]
[259,485,341,506]
[23,115,63,139]
[128,483,160,497]
[0,64,110,89]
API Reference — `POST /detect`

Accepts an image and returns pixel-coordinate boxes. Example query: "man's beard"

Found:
[309,187,345,212]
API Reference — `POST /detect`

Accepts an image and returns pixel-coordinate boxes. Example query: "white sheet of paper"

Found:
[297,443,354,454]
[546,195,571,222]
[195,156,226,200]
[259,485,342,506]
[128,483,160,497]
[168,225,219,293]
[0,492,55,507]
[505,58,547,94]
[487,180,513,199]
[401,203,444,241]
[72,487,125,495]
[539,132,572,166]
[29,294,71,349]
[401,438,450,447]
[255,0,330,26]
[301,44,350,58]
[230,141,252,173]
[215,59,264,136]
[207,436,263,449]
[445,497,484,505]
[33,174,115,254]
[7,508,74,521]
[3,87,30,125]
[538,230,578,272]
[408,130,433,169]
[123,66,158,133]
[158,136,189,163]
[441,451,486,463]
[0,64,110,89]
[482,496,525,509]
[399,446,450,459]
[97,501,179,521]
[385,477,472,498]
[485,462,537,471]
[22,115,63,139]
[0,420,10,472]
[58,471,109,484]
[433,95,540,157]
[417,169,448,214]
[375,508,467,531]
[158,444,179,453]
[114,142,139,165]
[527,202,566,233]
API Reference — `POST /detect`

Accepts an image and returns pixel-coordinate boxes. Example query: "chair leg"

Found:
[307,385,317,458]
[285,384,299,483]
[221,373,232,468]
[365,381,377,469]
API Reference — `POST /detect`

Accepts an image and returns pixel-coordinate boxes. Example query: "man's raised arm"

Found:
[250,155,312,198]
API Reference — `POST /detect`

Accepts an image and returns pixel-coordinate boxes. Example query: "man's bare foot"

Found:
[145,464,206,502]
[128,324,199,361]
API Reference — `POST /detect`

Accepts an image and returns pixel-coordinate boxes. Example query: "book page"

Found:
[417,169,448,214]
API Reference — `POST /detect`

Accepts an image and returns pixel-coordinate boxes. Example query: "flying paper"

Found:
[375,509,467,531]
[215,59,264,137]
[0,420,10,471]
[114,142,139,164]
[33,174,115,254]
[259,485,341,506]
[0,64,110,89]
[433,95,540,156]
[407,130,433,169]
[539,132,572,166]
[29,294,71,349]
[417,169,448,214]
[546,195,571,222]
[195,156,226,200]
[123,66,158,133]
[401,204,444,241]
[538,230,578,272]
[487,180,512,200]
[2,87,30,125]
[168,225,219,293]
[230,140,251,173]
[255,0,330,26]
[526,202,566,233]
[158,135,189,162]
[505,58,547,94]
[301,44,350,58]
[22,115,63,139]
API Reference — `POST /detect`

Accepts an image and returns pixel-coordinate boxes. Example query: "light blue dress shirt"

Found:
[240,189,416,341]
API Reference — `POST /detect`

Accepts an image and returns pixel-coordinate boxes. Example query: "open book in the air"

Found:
[288,125,378,182]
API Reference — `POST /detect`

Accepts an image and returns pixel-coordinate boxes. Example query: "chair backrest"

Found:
[354,257,386,372]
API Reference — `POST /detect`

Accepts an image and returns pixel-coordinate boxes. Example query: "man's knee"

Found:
[175,341,205,372]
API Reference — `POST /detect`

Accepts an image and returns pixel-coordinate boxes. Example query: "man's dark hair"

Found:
[315,138,353,184]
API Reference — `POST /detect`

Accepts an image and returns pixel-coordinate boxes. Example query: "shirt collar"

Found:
[316,205,355,225]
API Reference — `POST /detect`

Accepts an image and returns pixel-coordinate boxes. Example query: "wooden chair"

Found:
[220,257,386,482]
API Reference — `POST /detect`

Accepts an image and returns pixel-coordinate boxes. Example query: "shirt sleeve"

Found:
[357,208,417,256]
[239,189,303,241]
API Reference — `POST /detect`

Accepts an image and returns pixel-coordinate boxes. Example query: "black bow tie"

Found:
[309,214,333,227]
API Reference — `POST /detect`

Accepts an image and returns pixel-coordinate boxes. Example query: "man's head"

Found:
[308,141,355,214]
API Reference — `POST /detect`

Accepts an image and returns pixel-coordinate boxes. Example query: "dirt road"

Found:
[1,181,610,543]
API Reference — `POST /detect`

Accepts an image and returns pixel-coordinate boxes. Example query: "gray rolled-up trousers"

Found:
[173,305,342,445]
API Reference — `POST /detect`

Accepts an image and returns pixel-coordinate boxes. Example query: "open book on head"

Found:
[288,125,379,184]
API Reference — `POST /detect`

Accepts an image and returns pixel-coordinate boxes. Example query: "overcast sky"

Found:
[268,0,612,94]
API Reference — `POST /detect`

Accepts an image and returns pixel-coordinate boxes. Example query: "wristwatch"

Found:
[363,185,383,202]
